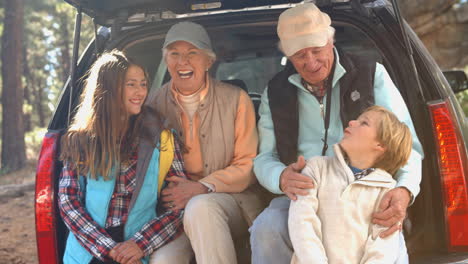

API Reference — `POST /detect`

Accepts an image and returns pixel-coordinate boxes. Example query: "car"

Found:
[34,0,468,263]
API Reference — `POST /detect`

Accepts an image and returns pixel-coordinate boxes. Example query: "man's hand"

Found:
[279,156,314,201]
[161,177,208,210]
[111,240,144,264]
[372,187,412,238]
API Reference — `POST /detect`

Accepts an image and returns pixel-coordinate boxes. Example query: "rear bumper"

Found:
[412,252,468,264]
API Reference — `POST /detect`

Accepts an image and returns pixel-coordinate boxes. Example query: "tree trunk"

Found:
[23,47,32,132]
[1,0,26,173]
[58,11,71,82]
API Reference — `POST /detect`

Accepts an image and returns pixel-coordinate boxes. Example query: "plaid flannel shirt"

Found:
[58,136,186,261]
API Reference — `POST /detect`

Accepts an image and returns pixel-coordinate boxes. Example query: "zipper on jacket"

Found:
[302,79,326,120]
[186,109,199,141]
[320,102,324,119]
[189,117,193,140]
[318,95,325,120]
[176,104,197,141]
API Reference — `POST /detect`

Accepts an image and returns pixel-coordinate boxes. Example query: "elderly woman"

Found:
[145,21,264,264]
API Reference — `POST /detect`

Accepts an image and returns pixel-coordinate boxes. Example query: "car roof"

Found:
[63,0,379,26]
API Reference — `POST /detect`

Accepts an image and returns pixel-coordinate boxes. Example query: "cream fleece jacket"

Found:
[289,144,400,264]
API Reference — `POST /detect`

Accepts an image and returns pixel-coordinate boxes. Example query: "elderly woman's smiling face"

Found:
[165,41,213,95]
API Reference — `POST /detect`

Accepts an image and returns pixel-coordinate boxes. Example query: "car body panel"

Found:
[63,0,383,26]
[36,0,468,263]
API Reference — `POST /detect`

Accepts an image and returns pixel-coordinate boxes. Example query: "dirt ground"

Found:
[0,165,38,264]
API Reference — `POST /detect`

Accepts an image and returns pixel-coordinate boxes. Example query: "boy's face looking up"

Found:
[340,110,385,166]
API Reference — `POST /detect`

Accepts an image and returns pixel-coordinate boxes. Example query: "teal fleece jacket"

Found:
[254,49,424,200]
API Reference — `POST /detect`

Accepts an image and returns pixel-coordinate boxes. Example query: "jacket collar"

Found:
[333,144,395,188]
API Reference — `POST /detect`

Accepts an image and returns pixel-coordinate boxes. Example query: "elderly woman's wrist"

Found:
[199,181,215,193]
[196,182,209,194]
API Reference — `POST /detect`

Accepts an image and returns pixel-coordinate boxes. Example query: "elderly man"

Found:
[250,3,423,264]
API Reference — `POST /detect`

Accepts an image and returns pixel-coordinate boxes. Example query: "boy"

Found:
[289,106,412,264]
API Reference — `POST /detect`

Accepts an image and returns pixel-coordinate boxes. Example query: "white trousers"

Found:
[150,193,249,264]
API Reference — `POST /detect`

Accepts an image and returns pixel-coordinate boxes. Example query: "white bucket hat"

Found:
[277,3,335,56]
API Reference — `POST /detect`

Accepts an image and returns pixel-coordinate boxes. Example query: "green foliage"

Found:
[456,90,468,116]
[0,0,94,165]
[25,127,47,159]
[455,67,468,116]
[22,0,94,119]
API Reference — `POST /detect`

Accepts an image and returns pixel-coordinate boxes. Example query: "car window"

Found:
[214,53,285,95]
[124,22,382,97]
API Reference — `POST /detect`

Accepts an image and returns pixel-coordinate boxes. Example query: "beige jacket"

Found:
[148,77,265,225]
[289,144,399,264]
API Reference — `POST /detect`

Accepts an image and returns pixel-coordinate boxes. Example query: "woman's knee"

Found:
[150,250,193,264]
[183,193,227,226]
[150,251,190,264]
[149,234,193,264]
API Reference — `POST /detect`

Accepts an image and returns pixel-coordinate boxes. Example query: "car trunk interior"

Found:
[51,5,449,261]
[120,14,444,260]
[118,18,382,95]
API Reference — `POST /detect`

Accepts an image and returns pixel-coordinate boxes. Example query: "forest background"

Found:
[0,0,467,176]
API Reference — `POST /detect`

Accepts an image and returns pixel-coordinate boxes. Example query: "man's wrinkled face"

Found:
[289,40,334,86]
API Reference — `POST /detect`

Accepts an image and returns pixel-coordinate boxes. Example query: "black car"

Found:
[34,0,468,263]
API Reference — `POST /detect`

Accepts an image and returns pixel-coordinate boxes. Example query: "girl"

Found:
[59,50,185,264]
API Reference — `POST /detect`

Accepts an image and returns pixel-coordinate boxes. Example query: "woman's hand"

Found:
[109,240,143,264]
[161,177,209,210]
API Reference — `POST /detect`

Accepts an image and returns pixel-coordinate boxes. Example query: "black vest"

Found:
[267,51,376,165]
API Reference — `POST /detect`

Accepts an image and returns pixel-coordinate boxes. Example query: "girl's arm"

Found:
[288,161,328,264]
[129,136,186,256]
[128,209,183,256]
[58,162,117,262]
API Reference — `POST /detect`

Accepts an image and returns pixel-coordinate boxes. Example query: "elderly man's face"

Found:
[289,40,334,86]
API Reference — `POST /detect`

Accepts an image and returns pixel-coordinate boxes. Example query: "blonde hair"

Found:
[60,50,148,180]
[364,106,413,176]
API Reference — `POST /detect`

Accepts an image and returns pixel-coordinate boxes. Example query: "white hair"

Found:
[162,47,216,63]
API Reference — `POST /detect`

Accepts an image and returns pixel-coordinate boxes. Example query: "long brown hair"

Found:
[60,50,148,180]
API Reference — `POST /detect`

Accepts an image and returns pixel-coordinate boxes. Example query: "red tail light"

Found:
[35,131,60,264]
[429,100,468,251]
